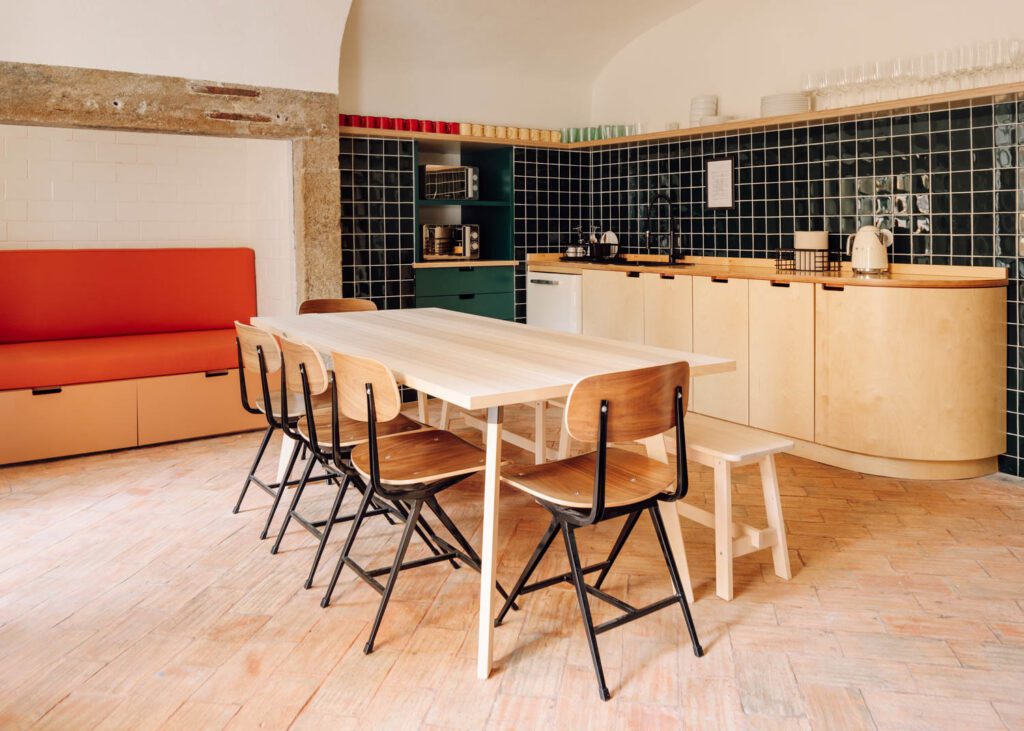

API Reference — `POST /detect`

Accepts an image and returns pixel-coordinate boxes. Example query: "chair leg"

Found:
[304,474,351,589]
[260,440,301,540]
[321,480,376,608]
[758,454,792,581]
[562,522,611,701]
[271,455,317,554]
[364,499,423,655]
[389,497,459,569]
[592,511,642,590]
[649,506,703,658]
[713,458,734,601]
[234,425,274,514]
[494,517,559,626]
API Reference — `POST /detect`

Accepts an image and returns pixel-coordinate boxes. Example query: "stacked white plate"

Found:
[760,92,810,117]
[690,95,718,127]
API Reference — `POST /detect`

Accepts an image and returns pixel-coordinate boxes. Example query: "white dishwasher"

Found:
[527,271,581,333]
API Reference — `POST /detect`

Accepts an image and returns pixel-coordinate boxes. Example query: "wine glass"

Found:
[975,41,997,87]
[846,64,867,106]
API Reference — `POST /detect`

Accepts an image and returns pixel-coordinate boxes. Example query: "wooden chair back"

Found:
[279,336,330,397]
[235,321,281,374]
[565,362,690,443]
[298,298,377,314]
[331,351,402,424]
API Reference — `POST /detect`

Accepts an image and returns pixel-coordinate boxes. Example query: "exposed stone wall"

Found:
[0,61,340,300]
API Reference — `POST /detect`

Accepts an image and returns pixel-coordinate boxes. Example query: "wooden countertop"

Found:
[527,254,1007,289]
[412,260,519,269]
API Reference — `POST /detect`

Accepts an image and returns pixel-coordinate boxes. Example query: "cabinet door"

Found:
[815,284,1005,460]
[642,273,692,350]
[692,276,749,424]
[748,279,814,441]
[581,269,644,342]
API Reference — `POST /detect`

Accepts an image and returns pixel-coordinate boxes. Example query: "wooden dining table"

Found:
[252,307,734,679]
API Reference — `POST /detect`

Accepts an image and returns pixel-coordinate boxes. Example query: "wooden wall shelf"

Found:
[341,81,1024,151]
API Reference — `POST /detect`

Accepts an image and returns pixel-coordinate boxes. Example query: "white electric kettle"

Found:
[846,225,893,274]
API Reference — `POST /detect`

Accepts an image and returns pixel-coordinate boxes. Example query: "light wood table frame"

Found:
[252,308,733,679]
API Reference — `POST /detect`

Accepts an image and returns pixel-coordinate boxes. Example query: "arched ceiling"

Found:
[338,0,699,127]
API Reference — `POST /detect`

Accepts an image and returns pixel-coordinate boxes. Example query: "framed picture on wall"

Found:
[705,157,735,209]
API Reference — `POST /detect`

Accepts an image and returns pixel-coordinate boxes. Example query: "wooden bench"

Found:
[679,418,793,600]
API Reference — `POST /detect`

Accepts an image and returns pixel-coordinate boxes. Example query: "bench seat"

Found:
[0,329,238,391]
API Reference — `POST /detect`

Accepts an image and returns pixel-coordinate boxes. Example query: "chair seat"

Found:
[298,411,424,448]
[502,448,675,509]
[255,389,332,420]
[351,429,487,485]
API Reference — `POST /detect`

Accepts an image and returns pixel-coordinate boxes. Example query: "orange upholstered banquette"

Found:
[0,248,264,464]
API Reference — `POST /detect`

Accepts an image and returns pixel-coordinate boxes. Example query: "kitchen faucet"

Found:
[642,193,684,263]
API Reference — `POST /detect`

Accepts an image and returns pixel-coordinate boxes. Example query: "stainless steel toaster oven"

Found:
[420,165,479,200]
[421,224,481,260]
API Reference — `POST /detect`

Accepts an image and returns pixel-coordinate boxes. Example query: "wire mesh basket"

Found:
[775,248,841,273]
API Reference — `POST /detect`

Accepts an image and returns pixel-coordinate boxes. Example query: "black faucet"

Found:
[642,193,684,262]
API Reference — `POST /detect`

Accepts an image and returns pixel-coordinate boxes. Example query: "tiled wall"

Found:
[338,136,416,310]
[0,124,296,315]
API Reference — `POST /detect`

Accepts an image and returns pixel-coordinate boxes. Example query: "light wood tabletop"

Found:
[252,308,734,680]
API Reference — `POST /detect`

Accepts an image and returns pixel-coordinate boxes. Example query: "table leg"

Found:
[477,405,503,679]
[276,434,301,484]
[643,435,695,603]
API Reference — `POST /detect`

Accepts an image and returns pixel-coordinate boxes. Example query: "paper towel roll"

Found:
[794,231,828,250]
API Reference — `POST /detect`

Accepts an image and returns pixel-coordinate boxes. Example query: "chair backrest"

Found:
[279,337,330,397]
[235,321,281,374]
[565,361,690,443]
[331,351,402,423]
[298,298,377,315]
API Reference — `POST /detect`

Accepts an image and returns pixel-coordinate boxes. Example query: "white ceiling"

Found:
[338,0,700,125]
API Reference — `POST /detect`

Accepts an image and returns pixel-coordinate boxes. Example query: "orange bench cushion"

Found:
[0,330,238,391]
[0,248,257,344]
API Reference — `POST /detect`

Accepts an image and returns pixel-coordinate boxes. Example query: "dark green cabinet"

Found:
[415,266,515,321]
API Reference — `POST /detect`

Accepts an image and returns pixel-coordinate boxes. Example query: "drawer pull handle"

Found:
[458,267,476,272]
[529,278,558,286]
[711,277,729,283]
[459,293,476,300]
[822,284,845,292]
[205,370,229,378]
[770,281,790,288]
[32,386,62,395]
[660,274,675,280]
[626,272,640,278]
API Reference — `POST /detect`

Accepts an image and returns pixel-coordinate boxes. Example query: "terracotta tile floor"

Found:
[0,404,1022,729]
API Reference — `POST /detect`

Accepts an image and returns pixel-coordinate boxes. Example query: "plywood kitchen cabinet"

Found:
[581,269,644,342]
[748,279,814,441]
[814,283,1005,461]
[692,276,749,424]
[642,273,693,350]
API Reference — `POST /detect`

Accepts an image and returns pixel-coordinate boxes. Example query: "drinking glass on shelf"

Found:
[846,64,867,106]
[956,45,975,90]
[825,68,848,109]
[937,48,959,92]
[975,42,997,87]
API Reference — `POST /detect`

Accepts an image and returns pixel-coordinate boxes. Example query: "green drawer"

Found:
[415,292,515,321]
[414,265,514,297]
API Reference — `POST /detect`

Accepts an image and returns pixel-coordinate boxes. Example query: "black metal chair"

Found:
[232,321,334,540]
[320,350,515,654]
[269,336,453,590]
[494,361,703,701]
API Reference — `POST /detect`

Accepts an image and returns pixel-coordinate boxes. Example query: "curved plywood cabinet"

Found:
[814,284,1006,465]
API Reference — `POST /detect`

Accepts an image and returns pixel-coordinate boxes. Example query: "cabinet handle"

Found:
[711,277,729,284]
[822,284,845,292]
[458,266,475,272]
[770,280,790,288]
[626,272,640,278]
[660,274,675,280]
[32,386,62,395]
[459,293,476,300]
[529,278,558,286]
[205,370,229,378]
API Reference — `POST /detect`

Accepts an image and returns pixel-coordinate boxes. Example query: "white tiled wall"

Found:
[0,124,296,315]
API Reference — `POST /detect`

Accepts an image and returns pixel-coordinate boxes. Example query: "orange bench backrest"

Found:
[0,247,257,344]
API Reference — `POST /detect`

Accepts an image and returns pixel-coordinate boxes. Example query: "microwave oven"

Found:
[422,224,480,260]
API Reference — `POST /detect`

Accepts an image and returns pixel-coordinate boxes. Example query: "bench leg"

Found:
[533,401,546,465]
[417,391,429,425]
[713,458,734,601]
[439,401,452,430]
[643,435,694,603]
[758,453,792,581]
